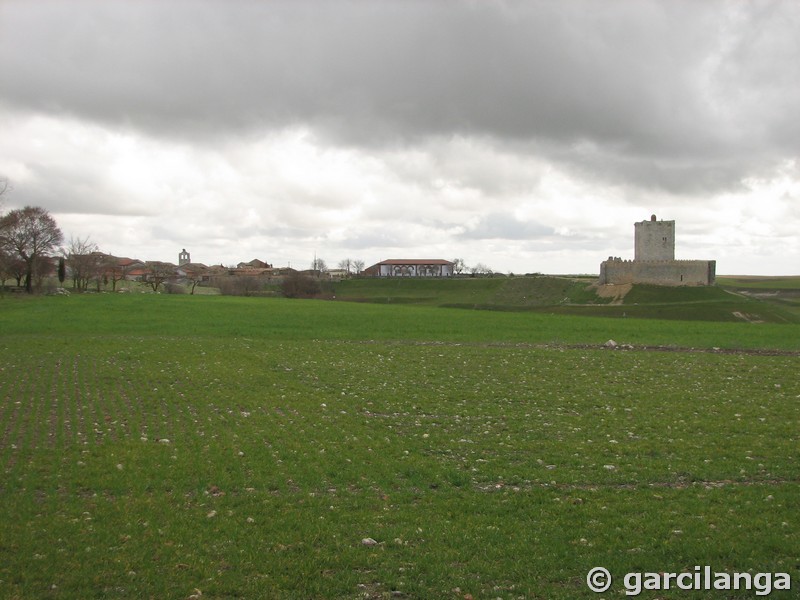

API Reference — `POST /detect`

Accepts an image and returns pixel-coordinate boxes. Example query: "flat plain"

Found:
[0,292,798,599]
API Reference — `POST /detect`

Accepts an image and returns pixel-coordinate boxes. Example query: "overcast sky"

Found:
[1,0,798,274]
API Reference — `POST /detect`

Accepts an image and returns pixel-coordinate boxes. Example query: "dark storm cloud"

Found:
[2,2,704,142]
[1,0,798,196]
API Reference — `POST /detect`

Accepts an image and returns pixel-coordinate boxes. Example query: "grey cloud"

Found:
[1,1,798,197]
[548,143,771,197]
[263,226,317,239]
[337,229,416,251]
[458,213,554,241]
[18,164,151,217]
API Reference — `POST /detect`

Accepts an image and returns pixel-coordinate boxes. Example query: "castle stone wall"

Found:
[599,258,716,286]
[600,214,716,286]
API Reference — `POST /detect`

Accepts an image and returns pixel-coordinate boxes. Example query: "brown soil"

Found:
[593,283,632,304]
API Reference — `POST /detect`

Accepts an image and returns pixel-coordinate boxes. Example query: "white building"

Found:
[364,259,455,277]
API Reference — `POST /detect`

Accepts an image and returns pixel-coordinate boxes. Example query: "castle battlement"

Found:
[606,258,713,265]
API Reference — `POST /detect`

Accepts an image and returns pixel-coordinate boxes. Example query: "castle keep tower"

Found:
[599,214,715,286]
[635,214,675,261]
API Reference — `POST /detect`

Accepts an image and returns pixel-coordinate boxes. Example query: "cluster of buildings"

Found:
[97,251,299,288]
[74,251,458,289]
[175,254,458,283]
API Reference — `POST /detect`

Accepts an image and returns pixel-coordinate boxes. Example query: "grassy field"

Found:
[333,276,800,324]
[332,276,604,309]
[717,276,800,322]
[1,295,799,599]
[717,276,800,290]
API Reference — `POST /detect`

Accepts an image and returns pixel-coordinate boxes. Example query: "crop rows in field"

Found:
[1,332,799,598]
[2,337,797,491]
[1,347,177,468]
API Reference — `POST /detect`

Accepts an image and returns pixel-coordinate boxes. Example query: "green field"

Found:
[717,276,800,291]
[716,276,800,322]
[1,295,799,599]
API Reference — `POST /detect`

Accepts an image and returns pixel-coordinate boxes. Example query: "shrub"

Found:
[212,276,264,297]
[281,273,322,298]
[165,282,187,294]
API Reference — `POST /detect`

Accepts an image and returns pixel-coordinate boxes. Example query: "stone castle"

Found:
[599,215,716,286]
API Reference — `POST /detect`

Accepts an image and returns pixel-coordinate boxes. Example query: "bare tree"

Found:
[144,261,175,292]
[311,257,327,276]
[469,263,493,276]
[338,258,353,274]
[452,258,466,275]
[104,257,130,292]
[0,248,19,289]
[183,264,208,295]
[64,236,102,292]
[32,255,56,290]
[353,259,365,275]
[1,253,26,288]
[0,206,64,293]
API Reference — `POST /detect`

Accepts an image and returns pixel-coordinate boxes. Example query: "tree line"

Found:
[0,191,155,293]
[1,184,495,295]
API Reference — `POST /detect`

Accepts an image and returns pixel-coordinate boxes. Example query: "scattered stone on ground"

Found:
[361,537,379,547]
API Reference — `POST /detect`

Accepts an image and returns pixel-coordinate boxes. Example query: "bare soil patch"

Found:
[732,311,765,323]
[593,283,632,304]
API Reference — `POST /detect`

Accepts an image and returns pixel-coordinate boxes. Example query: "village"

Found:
[1,212,716,296]
[53,252,470,295]
[0,240,479,295]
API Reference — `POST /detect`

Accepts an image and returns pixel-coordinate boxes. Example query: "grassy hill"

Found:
[332,275,800,323]
[333,276,608,308]
[546,284,800,323]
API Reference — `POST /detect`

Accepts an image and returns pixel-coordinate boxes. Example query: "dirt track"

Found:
[379,339,800,357]
[590,342,800,357]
